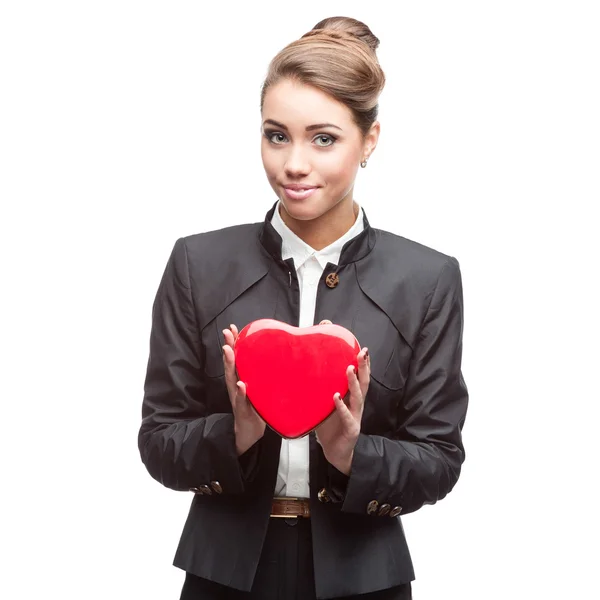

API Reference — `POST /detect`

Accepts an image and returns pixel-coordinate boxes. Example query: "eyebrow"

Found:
[262,119,343,132]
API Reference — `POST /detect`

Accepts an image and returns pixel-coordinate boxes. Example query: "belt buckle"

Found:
[271,496,309,519]
[271,496,297,518]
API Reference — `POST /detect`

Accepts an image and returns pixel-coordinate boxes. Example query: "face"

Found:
[261,78,379,223]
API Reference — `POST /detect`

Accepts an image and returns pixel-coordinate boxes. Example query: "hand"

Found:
[314,320,370,475]
[222,324,266,456]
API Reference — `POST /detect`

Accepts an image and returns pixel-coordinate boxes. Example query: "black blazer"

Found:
[138,202,468,599]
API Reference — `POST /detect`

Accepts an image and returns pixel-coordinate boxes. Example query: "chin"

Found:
[278,198,329,222]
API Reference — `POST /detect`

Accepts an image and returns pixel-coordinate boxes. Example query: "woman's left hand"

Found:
[314,321,370,476]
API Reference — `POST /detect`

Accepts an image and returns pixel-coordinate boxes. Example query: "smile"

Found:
[283,187,319,201]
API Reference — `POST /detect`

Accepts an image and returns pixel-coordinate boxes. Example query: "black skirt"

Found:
[179,517,412,600]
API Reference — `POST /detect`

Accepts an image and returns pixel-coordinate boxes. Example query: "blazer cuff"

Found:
[340,433,405,517]
[325,461,350,503]
[238,437,262,483]
[195,413,247,495]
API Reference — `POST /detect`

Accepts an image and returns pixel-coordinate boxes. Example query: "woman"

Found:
[139,16,468,600]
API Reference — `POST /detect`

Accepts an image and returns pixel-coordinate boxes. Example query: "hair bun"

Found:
[302,16,380,53]
[261,15,385,137]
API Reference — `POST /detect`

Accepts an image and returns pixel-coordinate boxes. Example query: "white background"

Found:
[1,1,598,598]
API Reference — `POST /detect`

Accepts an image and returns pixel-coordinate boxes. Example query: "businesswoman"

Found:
[138,15,468,600]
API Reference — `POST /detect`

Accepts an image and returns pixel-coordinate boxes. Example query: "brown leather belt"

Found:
[270,497,311,518]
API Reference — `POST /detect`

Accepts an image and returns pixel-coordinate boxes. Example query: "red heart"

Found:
[234,319,360,439]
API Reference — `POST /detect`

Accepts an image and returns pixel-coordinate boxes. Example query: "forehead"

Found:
[262,79,354,127]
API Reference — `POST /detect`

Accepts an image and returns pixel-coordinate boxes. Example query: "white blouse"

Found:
[269,200,365,498]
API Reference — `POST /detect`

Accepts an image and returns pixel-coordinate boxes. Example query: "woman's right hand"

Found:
[222,324,266,456]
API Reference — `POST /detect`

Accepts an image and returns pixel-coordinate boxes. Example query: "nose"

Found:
[283,145,311,178]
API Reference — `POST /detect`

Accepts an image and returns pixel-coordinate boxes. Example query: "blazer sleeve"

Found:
[328,256,468,516]
[137,237,260,494]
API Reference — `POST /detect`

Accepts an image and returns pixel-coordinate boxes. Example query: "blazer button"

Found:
[325,273,339,288]
[367,500,379,515]
[378,503,391,517]
[210,481,223,494]
[189,487,201,494]
[318,488,331,503]
[389,506,403,518]
[199,484,212,495]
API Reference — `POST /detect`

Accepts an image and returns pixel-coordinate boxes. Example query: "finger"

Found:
[358,347,370,398]
[222,344,238,396]
[319,319,332,325]
[347,365,361,395]
[334,392,358,434]
[223,328,235,348]
[357,347,369,370]
[346,365,364,418]
[238,383,264,421]
[222,342,235,369]
[230,323,239,342]
[230,380,245,412]
[223,328,239,386]
[236,380,246,401]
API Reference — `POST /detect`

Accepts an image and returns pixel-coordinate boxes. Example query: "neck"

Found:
[279,197,359,251]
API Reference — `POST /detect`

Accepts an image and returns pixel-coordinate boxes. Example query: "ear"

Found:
[362,120,381,160]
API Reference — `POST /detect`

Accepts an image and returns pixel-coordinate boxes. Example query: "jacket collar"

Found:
[259,200,376,267]
[270,199,365,271]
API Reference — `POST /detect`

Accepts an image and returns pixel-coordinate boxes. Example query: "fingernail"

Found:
[364,348,369,358]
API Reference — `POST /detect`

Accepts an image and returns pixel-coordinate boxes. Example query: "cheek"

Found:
[260,140,268,164]
[321,153,358,185]
[261,146,277,179]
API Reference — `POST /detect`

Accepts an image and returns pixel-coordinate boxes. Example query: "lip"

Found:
[282,186,320,201]
[282,184,320,191]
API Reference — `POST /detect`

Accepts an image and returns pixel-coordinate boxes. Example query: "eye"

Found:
[264,130,337,147]
[314,135,336,147]
[265,131,288,145]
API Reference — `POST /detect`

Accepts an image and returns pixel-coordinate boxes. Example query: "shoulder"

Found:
[180,222,263,259]
[358,228,462,345]
[368,227,461,289]
[168,221,270,329]
[163,222,263,284]
[373,227,457,270]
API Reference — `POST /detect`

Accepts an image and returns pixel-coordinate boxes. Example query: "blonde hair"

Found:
[260,16,386,137]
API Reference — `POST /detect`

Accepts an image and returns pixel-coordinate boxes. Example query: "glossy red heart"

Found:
[234,319,360,439]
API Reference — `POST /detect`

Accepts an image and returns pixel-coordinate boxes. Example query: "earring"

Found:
[360,158,368,168]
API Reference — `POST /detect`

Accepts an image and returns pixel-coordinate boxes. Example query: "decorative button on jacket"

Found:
[138,201,469,599]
